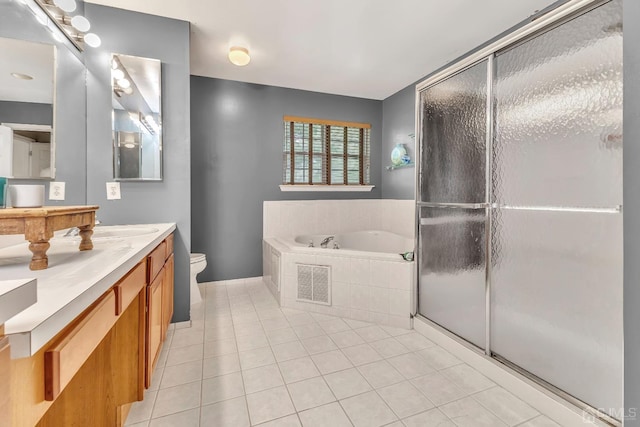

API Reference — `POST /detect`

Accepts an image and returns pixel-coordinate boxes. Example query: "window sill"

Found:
[279,185,375,192]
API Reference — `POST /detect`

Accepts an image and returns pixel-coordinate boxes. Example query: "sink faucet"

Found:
[320,235,334,248]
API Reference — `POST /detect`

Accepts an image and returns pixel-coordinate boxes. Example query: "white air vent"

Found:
[297,264,331,305]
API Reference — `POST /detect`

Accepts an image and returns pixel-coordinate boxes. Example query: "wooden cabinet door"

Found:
[145,269,163,388]
[162,254,174,339]
[0,336,10,427]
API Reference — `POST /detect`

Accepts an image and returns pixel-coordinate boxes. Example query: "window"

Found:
[282,116,371,188]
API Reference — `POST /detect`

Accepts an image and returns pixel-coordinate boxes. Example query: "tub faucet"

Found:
[320,236,334,248]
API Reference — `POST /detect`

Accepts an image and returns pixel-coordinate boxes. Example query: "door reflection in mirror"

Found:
[112,53,162,181]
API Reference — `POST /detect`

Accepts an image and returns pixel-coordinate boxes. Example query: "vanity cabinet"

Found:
[0,330,10,427]
[144,237,174,388]
[10,232,175,427]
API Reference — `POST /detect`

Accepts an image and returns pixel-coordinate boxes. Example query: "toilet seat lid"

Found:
[190,253,206,263]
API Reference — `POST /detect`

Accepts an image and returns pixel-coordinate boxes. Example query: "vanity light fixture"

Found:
[228,46,251,66]
[112,68,125,80]
[24,0,102,50]
[117,78,131,89]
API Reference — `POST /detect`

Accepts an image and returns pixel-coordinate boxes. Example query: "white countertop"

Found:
[0,223,176,358]
[0,279,37,325]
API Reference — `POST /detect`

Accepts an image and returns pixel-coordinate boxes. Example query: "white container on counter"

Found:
[9,184,45,208]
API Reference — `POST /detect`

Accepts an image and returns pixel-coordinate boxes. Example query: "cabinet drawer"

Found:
[44,291,117,401]
[114,260,147,316]
[147,241,166,283]
[165,234,174,260]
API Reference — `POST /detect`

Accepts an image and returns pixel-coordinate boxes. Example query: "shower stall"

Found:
[416,0,622,423]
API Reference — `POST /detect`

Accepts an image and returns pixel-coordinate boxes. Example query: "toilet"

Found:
[189,253,206,304]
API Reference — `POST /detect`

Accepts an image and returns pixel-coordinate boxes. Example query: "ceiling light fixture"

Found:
[31,0,101,50]
[53,0,76,12]
[228,46,250,66]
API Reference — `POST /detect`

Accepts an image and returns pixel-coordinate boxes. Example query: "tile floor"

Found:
[125,277,562,427]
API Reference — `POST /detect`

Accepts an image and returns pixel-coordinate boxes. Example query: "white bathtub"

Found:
[293,230,413,257]
[263,230,415,329]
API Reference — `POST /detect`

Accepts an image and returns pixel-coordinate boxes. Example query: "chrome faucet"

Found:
[320,235,334,248]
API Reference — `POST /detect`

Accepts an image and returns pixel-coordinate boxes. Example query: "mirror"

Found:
[0,37,55,179]
[111,53,162,181]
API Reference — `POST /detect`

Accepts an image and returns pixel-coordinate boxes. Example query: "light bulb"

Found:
[53,0,76,13]
[112,69,124,80]
[117,78,131,89]
[70,15,90,32]
[123,87,133,95]
[84,33,101,48]
[124,143,135,149]
[111,58,118,69]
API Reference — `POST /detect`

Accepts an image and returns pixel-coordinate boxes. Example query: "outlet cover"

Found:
[106,182,121,200]
[49,182,65,201]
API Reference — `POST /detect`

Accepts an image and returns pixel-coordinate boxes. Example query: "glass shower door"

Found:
[418,59,489,349]
[491,0,622,417]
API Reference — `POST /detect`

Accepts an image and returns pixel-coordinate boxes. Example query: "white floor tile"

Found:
[149,408,200,427]
[440,396,508,427]
[200,396,250,427]
[246,386,296,425]
[387,353,435,380]
[328,330,365,348]
[287,377,336,411]
[411,372,469,406]
[236,331,270,352]
[267,328,299,345]
[298,402,353,427]
[272,341,308,362]
[318,318,351,334]
[286,312,316,326]
[262,317,291,331]
[166,343,204,367]
[343,318,372,329]
[203,353,241,378]
[202,337,236,358]
[242,364,285,394]
[125,390,157,425]
[201,371,245,405]
[380,324,412,337]
[152,382,201,419]
[278,356,321,384]
[341,343,383,366]
[301,335,338,355]
[369,337,410,359]
[440,364,495,394]
[401,408,455,427]
[354,325,391,343]
[357,360,405,389]
[293,323,326,339]
[517,415,562,427]
[415,346,462,370]
[255,414,301,427]
[160,360,203,389]
[376,381,434,419]
[394,333,434,352]
[340,391,398,427]
[170,328,205,349]
[323,367,372,399]
[240,346,277,370]
[311,350,353,375]
[473,387,539,426]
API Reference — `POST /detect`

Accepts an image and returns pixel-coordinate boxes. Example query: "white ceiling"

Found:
[85,0,559,100]
[0,38,54,104]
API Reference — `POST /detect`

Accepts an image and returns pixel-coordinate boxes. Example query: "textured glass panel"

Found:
[297,265,312,301]
[493,0,622,207]
[312,266,330,303]
[420,60,487,203]
[491,207,622,417]
[418,206,486,348]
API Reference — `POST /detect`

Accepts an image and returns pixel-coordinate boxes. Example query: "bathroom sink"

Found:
[90,226,159,240]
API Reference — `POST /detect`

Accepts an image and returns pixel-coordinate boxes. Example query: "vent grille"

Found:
[297,264,331,305]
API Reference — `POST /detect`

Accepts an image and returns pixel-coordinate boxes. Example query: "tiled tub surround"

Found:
[263,199,415,241]
[264,238,414,329]
[124,278,562,427]
[263,199,416,330]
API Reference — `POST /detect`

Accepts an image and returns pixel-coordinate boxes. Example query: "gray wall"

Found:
[191,77,382,281]
[0,101,53,126]
[624,0,640,423]
[0,0,87,205]
[84,4,192,322]
[381,85,416,199]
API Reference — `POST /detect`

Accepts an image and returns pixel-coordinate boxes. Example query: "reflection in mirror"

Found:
[0,37,55,179]
[112,53,162,181]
